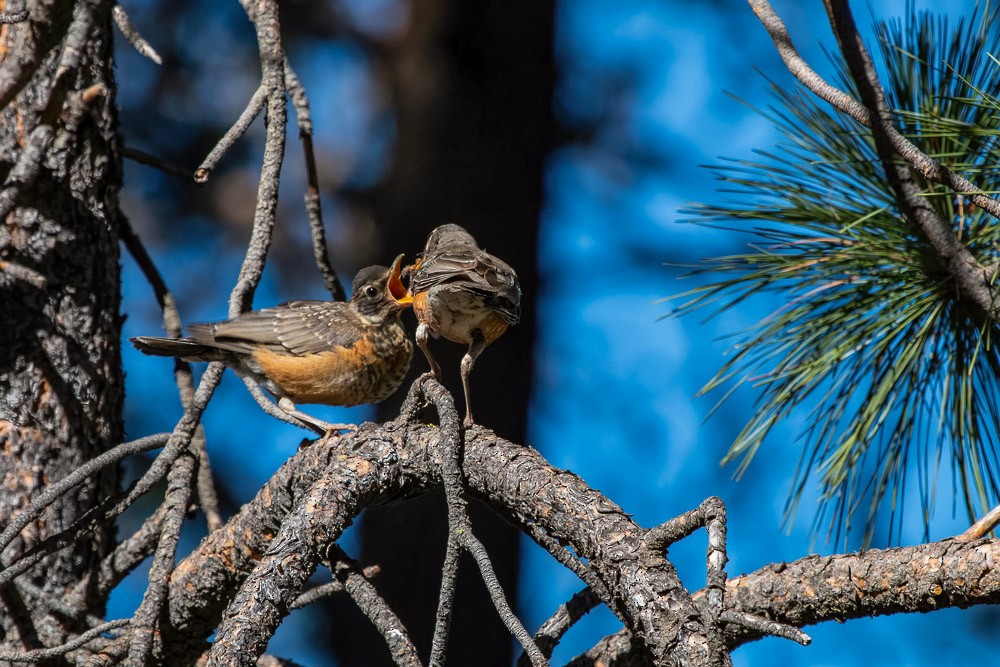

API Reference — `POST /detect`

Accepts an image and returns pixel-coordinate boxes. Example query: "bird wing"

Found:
[189,301,364,356]
[411,249,521,325]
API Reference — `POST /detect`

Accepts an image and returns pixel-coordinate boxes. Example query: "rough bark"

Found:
[0,0,122,653]
[155,401,1000,666]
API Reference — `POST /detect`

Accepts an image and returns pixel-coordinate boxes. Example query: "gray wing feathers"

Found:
[134,301,359,359]
[272,301,361,355]
[412,250,521,325]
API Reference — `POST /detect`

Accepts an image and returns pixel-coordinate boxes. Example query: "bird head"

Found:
[353,260,411,320]
[424,223,478,254]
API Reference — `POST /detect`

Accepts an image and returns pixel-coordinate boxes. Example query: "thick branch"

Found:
[718,536,1000,647]
[165,416,710,666]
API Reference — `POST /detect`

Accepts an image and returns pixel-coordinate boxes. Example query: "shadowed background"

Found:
[114,0,998,664]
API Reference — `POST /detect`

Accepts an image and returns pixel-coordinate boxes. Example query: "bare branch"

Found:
[0,260,46,288]
[719,610,809,647]
[0,618,129,663]
[429,530,462,666]
[14,580,108,629]
[520,522,615,612]
[0,433,170,557]
[325,546,420,667]
[956,503,1000,542]
[125,452,197,666]
[95,503,168,597]
[195,436,224,532]
[421,379,548,666]
[718,537,1000,648]
[194,85,266,184]
[121,146,192,181]
[284,60,346,301]
[122,213,224,535]
[517,587,601,667]
[112,5,161,65]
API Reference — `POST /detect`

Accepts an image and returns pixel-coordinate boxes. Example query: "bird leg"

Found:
[237,374,353,436]
[277,397,356,437]
[459,335,489,427]
[416,322,442,379]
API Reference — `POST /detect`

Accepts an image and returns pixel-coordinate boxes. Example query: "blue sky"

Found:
[114,0,996,664]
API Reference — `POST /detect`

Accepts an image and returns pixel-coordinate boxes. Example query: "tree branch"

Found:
[717,536,1000,647]
[748,0,1000,319]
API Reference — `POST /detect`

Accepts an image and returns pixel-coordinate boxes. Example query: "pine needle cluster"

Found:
[672,5,1000,546]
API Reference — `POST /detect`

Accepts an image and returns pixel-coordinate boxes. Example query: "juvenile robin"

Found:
[131,258,414,435]
[393,224,521,426]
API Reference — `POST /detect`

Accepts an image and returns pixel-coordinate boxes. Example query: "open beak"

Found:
[388,254,413,306]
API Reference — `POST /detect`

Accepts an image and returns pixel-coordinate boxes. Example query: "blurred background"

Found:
[113,0,997,664]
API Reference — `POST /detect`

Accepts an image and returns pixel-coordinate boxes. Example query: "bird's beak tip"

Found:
[388,254,414,306]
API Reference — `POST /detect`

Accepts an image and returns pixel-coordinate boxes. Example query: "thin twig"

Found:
[195,434,223,531]
[720,610,810,646]
[64,502,170,607]
[194,85,266,184]
[121,213,224,533]
[517,587,601,667]
[520,522,613,604]
[284,59,346,301]
[125,451,197,667]
[112,5,161,65]
[465,534,544,663]
[290,564,381,609]
[14,580,109,629]
[0,618,130,663]
[955,502,1000,541]
[326,546,421,667]
[0,433,170,556]
[429,536,461,666]
[121,146,192,181]
[221,0,288,316]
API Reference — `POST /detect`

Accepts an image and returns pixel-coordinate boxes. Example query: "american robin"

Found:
[131,258,414,435]
[393,224,521,426]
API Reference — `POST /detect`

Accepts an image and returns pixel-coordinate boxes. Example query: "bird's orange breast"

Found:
[252,339,377,406]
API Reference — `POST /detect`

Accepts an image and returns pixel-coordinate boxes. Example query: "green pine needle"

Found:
[669,3,1000,547]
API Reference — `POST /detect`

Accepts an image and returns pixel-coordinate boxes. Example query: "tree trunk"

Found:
[0,0,123,652]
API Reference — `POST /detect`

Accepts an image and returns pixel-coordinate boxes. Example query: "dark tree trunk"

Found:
[326,0,556,664]
[0,0,123,652]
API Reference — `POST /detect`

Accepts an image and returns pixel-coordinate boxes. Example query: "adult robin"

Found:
[131,258,414,435]
[393,224,521,426]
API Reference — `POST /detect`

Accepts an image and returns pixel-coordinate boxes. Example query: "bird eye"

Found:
[365,285,379,298]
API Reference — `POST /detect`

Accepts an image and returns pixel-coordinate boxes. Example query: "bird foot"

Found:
[320,422,357,439]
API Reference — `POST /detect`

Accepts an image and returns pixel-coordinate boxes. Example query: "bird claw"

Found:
[320,423,356,439]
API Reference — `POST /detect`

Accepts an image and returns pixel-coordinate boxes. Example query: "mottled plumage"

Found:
[396,224,521,425]
[132,262,413,434]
